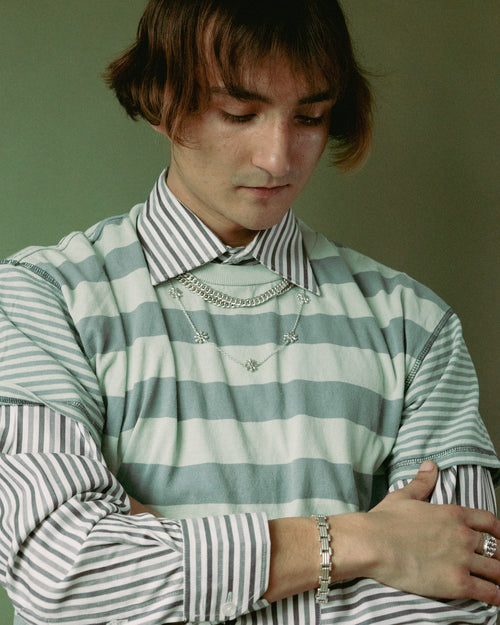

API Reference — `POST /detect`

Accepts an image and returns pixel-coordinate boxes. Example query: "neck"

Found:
[222,230,259,247]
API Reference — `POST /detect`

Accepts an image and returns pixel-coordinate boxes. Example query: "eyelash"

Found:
[297,115,325,127]
[220,111,254,124]
[220,111,325,127]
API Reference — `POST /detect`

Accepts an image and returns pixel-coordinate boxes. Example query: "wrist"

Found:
[327,512,380,582]
[312,514,332,603]
[264,516,319,603]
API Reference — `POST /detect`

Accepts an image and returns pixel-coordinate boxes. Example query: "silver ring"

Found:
[481,533,498,558]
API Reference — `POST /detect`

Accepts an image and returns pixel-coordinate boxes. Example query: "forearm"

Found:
[128,461,500,624]
[264,512,379,604]
[264,463,500,617]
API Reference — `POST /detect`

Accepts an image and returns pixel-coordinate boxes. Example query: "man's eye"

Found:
[220,111,255,124]
[296,115,325,127]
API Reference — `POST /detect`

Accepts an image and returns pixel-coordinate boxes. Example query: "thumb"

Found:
[399,461,439,501]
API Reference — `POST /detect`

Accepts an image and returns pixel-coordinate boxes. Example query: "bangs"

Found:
[197,1,349,107]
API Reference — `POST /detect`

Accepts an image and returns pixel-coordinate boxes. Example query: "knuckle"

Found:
[481,584,500,606]
[448,576,467,598]
[462,523,477,543]
[447,524,470,549]
[446,504,467,522]
[483,510,499,530]
[437,504,465,525]
[452,569,472,596]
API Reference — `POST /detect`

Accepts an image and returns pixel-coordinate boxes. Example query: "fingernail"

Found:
[420,461,435,471]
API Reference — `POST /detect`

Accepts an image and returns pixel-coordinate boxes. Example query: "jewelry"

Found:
[168,277,310,372]
[312,514,332,604]
[481,533,497,558]
[177,271,293,308]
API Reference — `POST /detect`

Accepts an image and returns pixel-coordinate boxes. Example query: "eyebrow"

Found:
[210,86,335,106]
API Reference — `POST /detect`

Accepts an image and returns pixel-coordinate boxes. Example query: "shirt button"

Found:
[222,601,237,618]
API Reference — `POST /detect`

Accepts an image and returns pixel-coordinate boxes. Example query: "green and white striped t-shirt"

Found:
[1,172,498,624]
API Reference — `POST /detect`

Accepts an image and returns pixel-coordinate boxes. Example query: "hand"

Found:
[128,494,160,517]
[341,462,500,605]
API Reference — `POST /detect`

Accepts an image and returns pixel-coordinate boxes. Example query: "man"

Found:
[0,1,499,624]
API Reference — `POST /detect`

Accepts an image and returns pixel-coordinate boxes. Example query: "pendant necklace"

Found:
[168,272,310,372]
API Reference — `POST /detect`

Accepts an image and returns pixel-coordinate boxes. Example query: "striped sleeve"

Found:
[389,311,499,482]
[0,260,104,441]
[2,408,497,625]
[181,514,270,622]
[0,405,269,625]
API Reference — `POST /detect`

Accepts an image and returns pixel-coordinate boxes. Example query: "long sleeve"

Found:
[2,405,498,625]
[0,405,269,625]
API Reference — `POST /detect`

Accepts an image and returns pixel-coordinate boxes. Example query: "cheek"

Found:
[297,133,328,169]
[215,138,249,169]
[309,126,330,151]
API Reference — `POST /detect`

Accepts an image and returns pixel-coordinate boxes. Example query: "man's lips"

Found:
[238,184,289,198]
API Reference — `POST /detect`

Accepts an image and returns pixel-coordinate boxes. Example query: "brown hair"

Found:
[104,0,372,170]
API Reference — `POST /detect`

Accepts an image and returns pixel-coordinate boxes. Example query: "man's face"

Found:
[166,59,334,246]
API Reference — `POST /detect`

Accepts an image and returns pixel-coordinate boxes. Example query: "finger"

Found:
[464,508,500,541]
[473,531,500,562]
[397,461,439,502]
[474,531,484,554]
[470,553,500,585]
[465,575,500,606]
[471,556,500,603]
[473,531,491,555]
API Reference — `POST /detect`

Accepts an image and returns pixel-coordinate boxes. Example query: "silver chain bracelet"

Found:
[312,514,332,604]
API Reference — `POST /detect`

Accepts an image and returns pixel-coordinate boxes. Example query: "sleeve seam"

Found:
[392,446,499,472]
[404,307,454,392]
[0,259,63,291]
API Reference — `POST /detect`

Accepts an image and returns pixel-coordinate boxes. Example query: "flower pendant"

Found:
[244,359,259,372]
[194,330,209,344]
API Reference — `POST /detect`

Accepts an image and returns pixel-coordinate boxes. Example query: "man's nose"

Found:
[251,122,293,179]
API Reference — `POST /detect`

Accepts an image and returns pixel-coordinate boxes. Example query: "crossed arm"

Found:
[2,405,499,623]
[130,461,500,608]
[265,462,500,605]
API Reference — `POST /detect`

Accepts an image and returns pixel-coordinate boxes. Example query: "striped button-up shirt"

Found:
[0,171,498,625]
[137,169,318,293]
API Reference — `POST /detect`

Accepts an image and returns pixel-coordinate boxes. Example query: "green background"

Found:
[0,1,498,622]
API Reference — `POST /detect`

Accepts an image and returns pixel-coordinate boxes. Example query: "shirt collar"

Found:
[137,170,319,294]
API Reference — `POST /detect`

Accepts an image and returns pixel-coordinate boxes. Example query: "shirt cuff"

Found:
[180,512,270,622]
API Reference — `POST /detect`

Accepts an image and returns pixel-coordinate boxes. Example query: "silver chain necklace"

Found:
[168,274,310,372]
[176,271,294,308]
